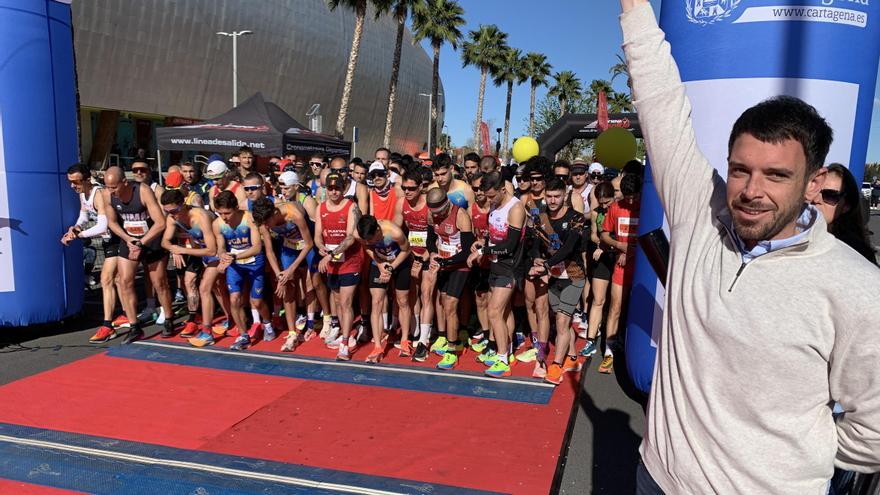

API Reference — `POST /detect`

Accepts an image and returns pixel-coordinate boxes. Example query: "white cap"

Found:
[588,162,605,174]
[279,171,299,186]
[368,161,385,173]
[206,160,228,179]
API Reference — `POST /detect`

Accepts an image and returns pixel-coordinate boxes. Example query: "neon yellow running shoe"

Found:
[430,336,448,355]
[471,339,488,353]
[477,349,497,366]
[437,352,458,370]
[516,347,537,363]
[485,360,511,378]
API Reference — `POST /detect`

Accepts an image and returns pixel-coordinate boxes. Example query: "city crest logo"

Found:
[686,0,742,25]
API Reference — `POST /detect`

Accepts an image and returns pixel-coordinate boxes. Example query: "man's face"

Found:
[516,173,531,192]
[571,168,587,187]
[216,206,237,223]
[239,152,254,171]
[433,166,451,188]
[326,183,343,202]
[280,184,297,201]
[590,171,603,184]
[103,174,127,197]
[471,178,485,203]
[530,173,545,193]
[329,162,350,181]
[401,179,421,201]
[375,150,390,167]
[351,165,367,184]
[545,189,565,213]
[597,196,614,210]
[429,198,451,221]
[181,165,198,184]
[310,160,324,176]
[484,187,502,208]
[554,167,570,185]
[369,168,388,189]
[131,163,150,183]
[162,202,185,220]
[464,160,479,179]
[243,178,264,201]
[67,172,86,194]
[726,134,822,244]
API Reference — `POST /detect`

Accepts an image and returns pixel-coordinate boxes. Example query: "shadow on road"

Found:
[580,380,642,495]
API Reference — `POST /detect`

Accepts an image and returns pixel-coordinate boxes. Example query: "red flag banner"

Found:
[597,91,609,132]
[480,122,491,156]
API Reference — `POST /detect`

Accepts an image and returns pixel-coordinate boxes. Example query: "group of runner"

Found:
[63,146,644,384]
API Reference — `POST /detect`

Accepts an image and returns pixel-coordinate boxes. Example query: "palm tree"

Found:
[588,79,615,106]
[608,91,634,113]
[492,47,526,163]
[548,70,582,116]
[375,0,425,149]
[522,52,552,137]
[462,24,508,150]
[412,0,465,155]
[609,52,631,92]
[328,0,369,138]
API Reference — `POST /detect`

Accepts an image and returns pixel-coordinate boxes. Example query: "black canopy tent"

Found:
[156,92,351,158]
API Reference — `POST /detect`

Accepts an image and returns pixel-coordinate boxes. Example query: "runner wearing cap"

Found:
[213,191,275,351]
[251,194,315,351]
[367,161,401,222]
[354,215,412,363]
[314,172,364,361]
[393,170,429,358]
[160,188,231,346]
[207,160,246,211]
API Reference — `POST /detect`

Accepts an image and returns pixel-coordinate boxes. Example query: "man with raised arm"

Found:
[618,1,880,493]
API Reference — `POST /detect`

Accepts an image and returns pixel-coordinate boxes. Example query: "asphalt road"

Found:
[1,208,877,494]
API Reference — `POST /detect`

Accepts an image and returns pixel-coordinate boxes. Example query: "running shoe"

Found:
[347,336,358,353]
[470,338,489,354]
[319,316,333,339]
[326,336,343,350]
[112,315,130,328]
[545,363,564,385]
[430,336,448,355]
[477,349,498,366]
[516,347,538,363]
[412,342,429,362]
[398,340,413,358]
[355,320,370,343]
[562,356,582,373]
[212,319,230,337]
[324,327,340,347]
[280,332,299,352]
[179,321,200,339]
[436,352,458,370]
[302,329,316,342]
[365,346,384,363]
[173,305,188,318]
[156,307,167,325]
[336,345,351,361]
[580,339,598,357]
[532,361,548,379]
[136,307,157,325]
[598,354,614,374]
[247,322,263,340]
[161,321,175,338]
[514,332,527,350]
[263,325,277,342]
[89,326,117,344]
[189,331,215,347]
[484,360,511,378]
[469,331,486,347]
[295,315,307,332]
[122,328,143,345]
[173,289,185,305]
[230,334,250,351]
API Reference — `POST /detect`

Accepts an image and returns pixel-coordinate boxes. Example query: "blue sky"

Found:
[420,0,880,164]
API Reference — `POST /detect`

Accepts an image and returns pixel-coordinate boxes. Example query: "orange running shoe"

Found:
[366,345,384,363]
[598,354,614,374]
[544,363,564,385]
[89,326,117,344]
[562,356,582,373]
[180,321,200,339]
[111,315,130,328]
[398,339,413,358]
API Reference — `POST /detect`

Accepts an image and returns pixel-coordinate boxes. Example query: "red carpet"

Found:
[0,479,85,494]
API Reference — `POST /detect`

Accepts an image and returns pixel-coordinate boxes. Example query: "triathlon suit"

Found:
[402,199,429,266]
[603,199,641,287]
[470,202,491,292]
[366,220,412,291]
[370,187,397,222]
[220,212,266,299]
[173,209,218,273]
[112,184,164,263]
[432,205,468,298]
[81,186,119,257]
[487,196,526,289]
[297,196,320,273]
[270,202,309,271]
[590,204,615,282]
[320,199,364,290]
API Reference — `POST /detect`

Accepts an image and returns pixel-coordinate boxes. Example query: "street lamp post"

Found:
[419,92,442,156]
[216,30,253,106]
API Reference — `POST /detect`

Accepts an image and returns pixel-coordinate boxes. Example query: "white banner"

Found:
[0,109,14,292]
[733,5,868,28]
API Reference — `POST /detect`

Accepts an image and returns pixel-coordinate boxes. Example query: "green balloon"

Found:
[594,127,637,169]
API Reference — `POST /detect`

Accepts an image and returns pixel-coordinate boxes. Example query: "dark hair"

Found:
[250,197,276,225]
[545,178,567,192]
[620,173,642,196]
[481,171,505,192]
[524,155,552,178]
[311,153,326,162]
[356,215,380,239]
[419,167,434,184]
[243,172,264,184]
[67,163,90,177]
[464,152,481,164]
[215,190,239,210]
[594,181,615,200]
[402,170,422,185]
[160,188,185,206]
[352,161,368,171]
[389,152,402,161]
[729,96,833,177]
[479,155,498,170]
[375,147,391,155]
[350,157,364,166]
[469,171,485,185]
[238,145,254,155]
[553,160,570,172]
[431,153,453,171]
[622,160,644,177]
[824,164,876,264]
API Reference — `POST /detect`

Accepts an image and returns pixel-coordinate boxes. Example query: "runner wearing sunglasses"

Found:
[393,171,430,359]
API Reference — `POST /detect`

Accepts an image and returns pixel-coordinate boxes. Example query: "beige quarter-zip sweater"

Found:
[621,4,880,494]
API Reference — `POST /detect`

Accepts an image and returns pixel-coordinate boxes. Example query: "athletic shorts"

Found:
[369,256,413,291]
[226,261,266,299]
[327,272,360,291]
[306,248,319,273]
[549,278,586,317]
[591,249,615,282]
[612,258,636,287]
[184,255,204,275]
[280,248,309,272]
[436,269,469,298]
[488,272,523,291]
[470,267,490,292]
[119,239,166,265]
[101,238,120,258]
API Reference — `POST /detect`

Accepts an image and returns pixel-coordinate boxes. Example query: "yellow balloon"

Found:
[594,127,637,169]
[512,136,540,163]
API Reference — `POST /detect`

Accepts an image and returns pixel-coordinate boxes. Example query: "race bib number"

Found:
[325,244,345,262]
[123,220,148,237]
[550,262,568,279]
[438,241,458,259]
[231,247,255,265]
[283,237,306,251]
[408,231,427,248]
